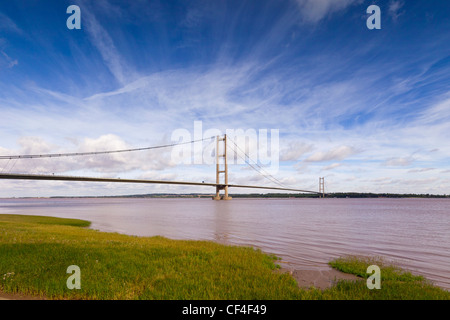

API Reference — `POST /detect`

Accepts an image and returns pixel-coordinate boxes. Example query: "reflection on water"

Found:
[0,197,449,290]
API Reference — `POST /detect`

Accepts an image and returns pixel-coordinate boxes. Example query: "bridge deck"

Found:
[0,173,318,194]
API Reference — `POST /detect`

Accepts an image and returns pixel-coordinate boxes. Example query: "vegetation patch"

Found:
[327,255,449,300]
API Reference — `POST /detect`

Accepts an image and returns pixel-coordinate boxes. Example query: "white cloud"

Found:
[323,163,341,170]
[416,95,450,125]
[383,157,413,167]
[408,168,435,173]
[82,6,134,85]
[280,141,314,161]
[17,136,54,155]
[305,145,357,162]
[74,134,176,173]
[388,0,405,21]
[1,50,18,69]
[0,12,23,35]
[295,0,361,23]
[0,134,176,176]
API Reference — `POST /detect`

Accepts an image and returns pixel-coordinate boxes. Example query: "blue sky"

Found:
[1,0,449,197]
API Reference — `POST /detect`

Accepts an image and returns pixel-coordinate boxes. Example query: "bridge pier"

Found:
[213,135,232,200]
[213,185,232,200]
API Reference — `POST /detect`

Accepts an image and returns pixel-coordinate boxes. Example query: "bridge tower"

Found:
[319,177,325,198]
[213,134,232,200]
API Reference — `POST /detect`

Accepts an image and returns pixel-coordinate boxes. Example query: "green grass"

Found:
[0,214,301,299]
[326,255,450,300]
[1,214,449,300]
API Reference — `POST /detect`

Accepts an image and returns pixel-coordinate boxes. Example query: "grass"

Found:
[326,256,450,300]
[0,214,449,300]
[0,214,301,299]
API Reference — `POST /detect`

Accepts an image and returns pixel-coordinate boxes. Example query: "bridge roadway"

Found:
[0,173,319,194]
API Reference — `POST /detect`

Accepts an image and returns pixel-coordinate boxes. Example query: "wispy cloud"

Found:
[0,12,21,70]
[388,0,405,21]
[383,157,413,167]
[408,167,435,173]
[305,145,358,162]
[280,141,314,161]
[323,163,342,170]
[0,50,18,68]
[0,11,23,35]
[416,94,450,125]
[294,0,361,23]
[82,4,135,86]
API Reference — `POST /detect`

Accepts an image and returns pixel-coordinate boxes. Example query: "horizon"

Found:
[2,190,449,199]
[1,0,450,197]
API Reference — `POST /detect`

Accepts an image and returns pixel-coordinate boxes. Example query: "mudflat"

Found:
[0,291,45,300]
[278,267,362,290]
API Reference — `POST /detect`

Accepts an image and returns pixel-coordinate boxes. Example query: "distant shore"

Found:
[2,192,449,200]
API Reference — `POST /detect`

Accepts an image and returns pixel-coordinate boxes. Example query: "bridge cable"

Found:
[0,136,215,160]
[0,159,11,174]
[228,138,292,190]
[228,138,285,187]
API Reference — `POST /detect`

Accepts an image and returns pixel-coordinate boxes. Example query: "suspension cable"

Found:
[0,136,213,160]
[228,138,291,189]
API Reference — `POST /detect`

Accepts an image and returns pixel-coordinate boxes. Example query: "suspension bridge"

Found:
[0,135,324,199]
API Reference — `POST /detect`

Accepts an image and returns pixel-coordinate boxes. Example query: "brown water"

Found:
[0,197,449,290]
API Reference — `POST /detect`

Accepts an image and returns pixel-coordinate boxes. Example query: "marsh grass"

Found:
[0,214,301,299]
[327,255,449,300]
[1,214,449,300]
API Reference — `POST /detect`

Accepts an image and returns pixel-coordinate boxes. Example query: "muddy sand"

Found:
[277,267,362,290]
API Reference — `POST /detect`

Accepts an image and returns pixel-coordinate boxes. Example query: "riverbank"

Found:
[1,214,448,299]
